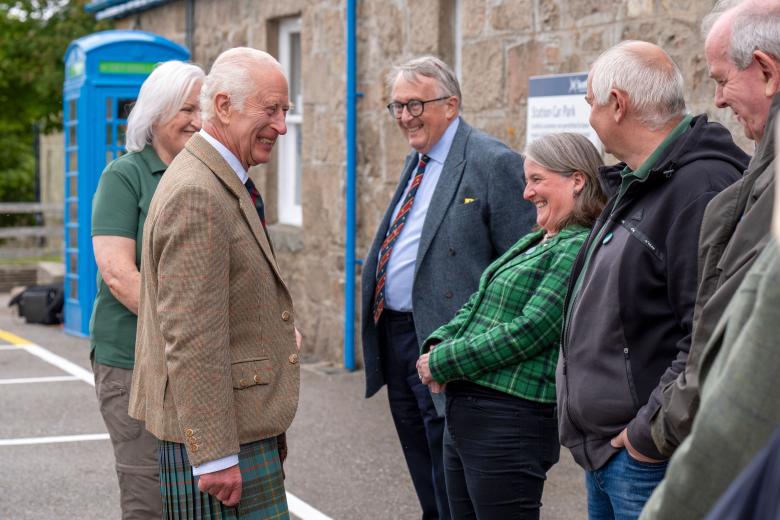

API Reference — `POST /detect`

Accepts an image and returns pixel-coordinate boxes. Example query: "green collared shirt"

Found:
[615,114,693,203]
[423,226,589,403]
[90,146,166,369]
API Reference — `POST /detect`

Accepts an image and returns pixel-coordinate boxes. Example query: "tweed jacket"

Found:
[641,241,780,519]
[422,226,588,403]
[361,118,535,398]
[129,133,300,467]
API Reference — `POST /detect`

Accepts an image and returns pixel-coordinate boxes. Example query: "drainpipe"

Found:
[343,0,359,371]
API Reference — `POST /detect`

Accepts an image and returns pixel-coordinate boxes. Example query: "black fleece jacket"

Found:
[556,114,750,471]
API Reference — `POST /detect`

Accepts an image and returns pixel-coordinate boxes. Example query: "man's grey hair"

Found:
[704,0,780,70]
[387,56,462,109]
[200,47,283,122]
[589,41,687,130]
[125,61,205,152]
[701,0,741,37]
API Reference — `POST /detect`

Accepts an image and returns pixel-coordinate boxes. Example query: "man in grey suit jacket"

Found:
[361,56,534,519]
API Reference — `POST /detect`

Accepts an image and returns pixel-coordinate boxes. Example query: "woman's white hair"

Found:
[125,60,205,152]
[589,41,687,130]
[200,47,282,122]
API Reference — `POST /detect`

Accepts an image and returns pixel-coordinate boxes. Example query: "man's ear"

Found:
[754,50,780,97]
[214,92,232,125]
[445,96,459,120]
[611,89,628,124]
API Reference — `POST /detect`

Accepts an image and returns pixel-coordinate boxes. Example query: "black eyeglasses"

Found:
[386,96,449,118]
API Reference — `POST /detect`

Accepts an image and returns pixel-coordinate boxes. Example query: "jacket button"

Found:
[288,353,299,364]
[253,374,262,384]
[281,310,291,321]
[240,378,248,387]
[185,429,194,437]
[448,248,456,256]
[445,291,453,299]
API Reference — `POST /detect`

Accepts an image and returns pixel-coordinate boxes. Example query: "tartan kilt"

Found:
[158,437,289,519]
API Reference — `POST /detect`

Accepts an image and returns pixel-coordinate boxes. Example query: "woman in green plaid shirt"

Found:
[417,132,606,519]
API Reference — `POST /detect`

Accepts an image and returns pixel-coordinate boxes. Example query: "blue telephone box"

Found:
[63,30,189,337]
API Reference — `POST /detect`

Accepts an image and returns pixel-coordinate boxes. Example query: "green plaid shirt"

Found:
[423,226,588,403]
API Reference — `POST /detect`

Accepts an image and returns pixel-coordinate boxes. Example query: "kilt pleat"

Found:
[159,437,289,519]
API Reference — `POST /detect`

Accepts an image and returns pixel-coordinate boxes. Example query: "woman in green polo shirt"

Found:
[90,60,204,519]
[416,133,607,520]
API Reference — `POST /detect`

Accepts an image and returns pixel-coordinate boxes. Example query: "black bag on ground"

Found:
[8,283,64,325]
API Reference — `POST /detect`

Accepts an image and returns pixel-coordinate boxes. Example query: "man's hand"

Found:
[610,428,664,464]
[295,328,303,353]
[197,464,242,506]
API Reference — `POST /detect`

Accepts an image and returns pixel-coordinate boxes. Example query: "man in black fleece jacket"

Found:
[556,40,749,519]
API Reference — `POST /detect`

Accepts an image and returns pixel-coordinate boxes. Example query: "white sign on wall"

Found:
[526,72,601,152]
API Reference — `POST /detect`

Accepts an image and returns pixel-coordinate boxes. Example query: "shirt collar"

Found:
[139,145,167,175]
[199,129,248,184]
[422,117,460,165]
[621,114,693,181]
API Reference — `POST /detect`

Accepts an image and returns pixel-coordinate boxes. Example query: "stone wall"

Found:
[113,0,745,367]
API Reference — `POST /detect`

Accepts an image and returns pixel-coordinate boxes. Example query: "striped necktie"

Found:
[244,178,266,229]
[373,154,430,324]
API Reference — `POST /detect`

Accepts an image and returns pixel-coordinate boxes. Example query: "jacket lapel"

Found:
[414,118,470,276]
[186,134,287,288]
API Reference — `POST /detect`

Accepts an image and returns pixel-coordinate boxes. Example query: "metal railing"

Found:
[0,202,63,259]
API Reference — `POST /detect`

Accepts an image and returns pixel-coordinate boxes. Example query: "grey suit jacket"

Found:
[361,118,535,398]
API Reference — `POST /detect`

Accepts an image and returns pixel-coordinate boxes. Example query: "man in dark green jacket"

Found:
[650,0,780,458]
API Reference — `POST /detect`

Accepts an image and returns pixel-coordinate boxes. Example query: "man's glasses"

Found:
[386,96,449,118]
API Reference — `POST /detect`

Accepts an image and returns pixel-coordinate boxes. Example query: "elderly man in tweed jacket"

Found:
[130,48,300,518]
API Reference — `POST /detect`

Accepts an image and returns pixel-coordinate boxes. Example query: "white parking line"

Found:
[286,493,334,520]
[0,433,111,446]
[0,329,333,520]
[0,375,80,384]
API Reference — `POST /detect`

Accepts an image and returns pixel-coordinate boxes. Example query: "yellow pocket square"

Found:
[463,197,476,204]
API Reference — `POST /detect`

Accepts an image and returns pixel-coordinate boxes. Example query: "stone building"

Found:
[85,0,742,367]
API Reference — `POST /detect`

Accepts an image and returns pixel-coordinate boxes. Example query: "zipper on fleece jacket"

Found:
[559,173,645,471]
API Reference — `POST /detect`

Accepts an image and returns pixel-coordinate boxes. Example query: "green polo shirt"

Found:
[89,146,166,369]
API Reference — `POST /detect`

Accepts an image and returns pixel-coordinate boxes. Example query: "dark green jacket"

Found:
[422,226,588,403]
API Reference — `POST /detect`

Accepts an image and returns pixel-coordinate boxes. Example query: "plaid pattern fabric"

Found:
[159,438,289,519]
[424,226,588,403]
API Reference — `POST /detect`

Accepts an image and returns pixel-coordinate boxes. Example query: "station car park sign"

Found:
[526,72,602,152]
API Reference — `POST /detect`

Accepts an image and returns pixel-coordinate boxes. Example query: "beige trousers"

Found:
[93,361,162,519]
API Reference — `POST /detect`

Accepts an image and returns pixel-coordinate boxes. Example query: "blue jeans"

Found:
[586,449,668,520]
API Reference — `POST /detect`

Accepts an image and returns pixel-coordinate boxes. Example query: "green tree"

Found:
[0,0,107,225]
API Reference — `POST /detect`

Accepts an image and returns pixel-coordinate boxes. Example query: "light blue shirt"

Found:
[383,118,460,311]
[190,129,243,476]
[199,129,248,184]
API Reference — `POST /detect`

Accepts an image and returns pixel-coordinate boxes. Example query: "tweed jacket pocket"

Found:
[231,358,272,389]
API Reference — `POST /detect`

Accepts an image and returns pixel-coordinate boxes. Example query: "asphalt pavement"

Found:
[0,294,586,519]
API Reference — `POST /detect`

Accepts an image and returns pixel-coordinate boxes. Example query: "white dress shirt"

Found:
[383,118,460,311]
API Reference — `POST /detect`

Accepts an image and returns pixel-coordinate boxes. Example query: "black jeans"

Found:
[381,310,450,520]
[443,382,560,520]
